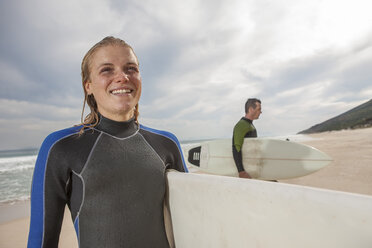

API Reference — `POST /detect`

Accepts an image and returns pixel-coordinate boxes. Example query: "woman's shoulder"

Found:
[40,125,86,150]
[139,124,180,144]
[44,125,82,141]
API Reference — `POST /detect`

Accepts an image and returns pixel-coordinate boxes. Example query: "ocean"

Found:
[0,148,38,205]
[0,134,312,205]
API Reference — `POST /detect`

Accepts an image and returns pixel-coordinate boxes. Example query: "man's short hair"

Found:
[245,98,261,113]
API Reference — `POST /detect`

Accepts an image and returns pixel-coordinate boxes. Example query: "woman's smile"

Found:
[85,45,142,121]
[110,88,134,95]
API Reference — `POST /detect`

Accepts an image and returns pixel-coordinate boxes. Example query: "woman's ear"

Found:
[84,81,92,95]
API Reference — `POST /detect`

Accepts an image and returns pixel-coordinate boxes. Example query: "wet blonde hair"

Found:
[80,36,140,131]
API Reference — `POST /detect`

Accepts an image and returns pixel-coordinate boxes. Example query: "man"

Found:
[232,98,262,178]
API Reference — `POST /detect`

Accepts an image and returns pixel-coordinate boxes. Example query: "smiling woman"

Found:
[81,37,141,127]
[27,36,187,248]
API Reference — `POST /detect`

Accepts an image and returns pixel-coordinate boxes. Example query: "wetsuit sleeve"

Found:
[232,121,252,172]
[28,131,72,248]
[139,126,188,173]
[164,132,188,172]
[232,146,244,172]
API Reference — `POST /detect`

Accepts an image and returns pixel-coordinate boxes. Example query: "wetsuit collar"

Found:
[242,117,253,123]
[95,114,138,138]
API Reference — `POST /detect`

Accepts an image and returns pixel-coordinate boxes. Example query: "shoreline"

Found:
[1,127,371,247]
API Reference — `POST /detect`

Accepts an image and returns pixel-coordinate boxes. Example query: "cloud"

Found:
[0,99,81,121]
[0,98,81,150]
[0,0,127,106]
[0,117,77,150]
[1,0,372,149]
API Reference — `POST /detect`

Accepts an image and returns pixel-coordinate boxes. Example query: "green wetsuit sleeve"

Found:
[233,121,253,152]
[232,120,254,172]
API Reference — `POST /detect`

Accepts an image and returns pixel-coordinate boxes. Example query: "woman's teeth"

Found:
[111,89,132,94]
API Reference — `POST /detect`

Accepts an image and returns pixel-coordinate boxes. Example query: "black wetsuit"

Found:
[232,117,257,172]
[27,115,187,248]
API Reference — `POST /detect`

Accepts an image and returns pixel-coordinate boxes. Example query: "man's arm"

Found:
[232,121,253,178]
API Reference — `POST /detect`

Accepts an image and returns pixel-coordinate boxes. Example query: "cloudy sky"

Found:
[1,0,371,150]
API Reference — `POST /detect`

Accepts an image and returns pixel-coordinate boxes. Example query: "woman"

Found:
[27,36,187,248]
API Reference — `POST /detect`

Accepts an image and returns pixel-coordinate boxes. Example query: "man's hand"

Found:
[238,171,252,179]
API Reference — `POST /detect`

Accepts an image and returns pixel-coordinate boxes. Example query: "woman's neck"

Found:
[95,114,138,138]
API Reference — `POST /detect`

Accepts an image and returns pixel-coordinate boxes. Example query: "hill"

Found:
[298,99,372,134]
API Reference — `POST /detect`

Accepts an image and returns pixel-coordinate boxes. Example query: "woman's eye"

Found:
[100,67,113,73]
[127,66,139,72]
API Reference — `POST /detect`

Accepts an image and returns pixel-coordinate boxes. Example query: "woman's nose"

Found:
[116,71,129,82]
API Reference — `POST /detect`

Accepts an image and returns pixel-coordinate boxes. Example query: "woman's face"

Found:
[85,45,142,121]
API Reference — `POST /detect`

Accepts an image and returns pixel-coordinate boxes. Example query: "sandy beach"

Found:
[282,127,372,195]
[0,203,78,248]
[1,127,371,247]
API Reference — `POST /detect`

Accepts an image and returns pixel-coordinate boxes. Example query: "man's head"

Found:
[245,98,262,120]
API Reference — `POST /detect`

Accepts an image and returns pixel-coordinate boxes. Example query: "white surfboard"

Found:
[166,172,372,248]
[184,138,332,180]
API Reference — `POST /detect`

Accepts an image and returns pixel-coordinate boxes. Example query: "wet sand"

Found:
[1,127,371,247]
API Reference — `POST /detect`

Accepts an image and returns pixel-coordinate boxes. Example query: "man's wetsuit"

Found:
[232,117,257,172]
[27,115,187,248]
